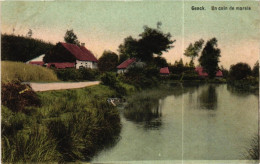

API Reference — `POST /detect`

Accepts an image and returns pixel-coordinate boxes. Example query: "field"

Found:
[1,61,59,83]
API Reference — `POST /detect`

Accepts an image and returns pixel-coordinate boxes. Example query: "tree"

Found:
[153,56,168,68]
[229,62,251,80]
[184,39,204,64]
[118,36,139,60]
[252,60,259,78]
[64,29,80,46]
[198,38,221,79]
[98,50,119,72]
[118,22,175,63]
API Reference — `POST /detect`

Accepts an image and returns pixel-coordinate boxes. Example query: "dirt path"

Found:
[28,81,100,92]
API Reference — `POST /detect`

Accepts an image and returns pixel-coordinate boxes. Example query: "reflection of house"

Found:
[195,67,223,78]
[160,67,170,75]
[117,58,145,74]
[44,42,98,69]
[26,54,45,66]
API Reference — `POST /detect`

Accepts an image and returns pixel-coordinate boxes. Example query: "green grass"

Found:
[1,61,59,83]
[2,85,121,162]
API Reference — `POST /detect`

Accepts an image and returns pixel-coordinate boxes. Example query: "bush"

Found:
[55,68,100,81]
[1,81,41,112]
[229,62,252,80]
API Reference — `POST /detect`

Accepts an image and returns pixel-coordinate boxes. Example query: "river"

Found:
[92,84,258,163]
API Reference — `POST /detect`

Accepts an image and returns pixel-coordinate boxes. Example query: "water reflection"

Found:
[123,96,163,129]
[198,85,218,110]
[227,85,257,97]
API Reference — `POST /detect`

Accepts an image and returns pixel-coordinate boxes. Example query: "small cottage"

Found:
[160,67,170,76]
[44,42,98,69]
[117,58,136,74]
[195,67,223,78]
[26,54,45,66]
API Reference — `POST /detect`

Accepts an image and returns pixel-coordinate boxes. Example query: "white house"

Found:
[44,42,98,69]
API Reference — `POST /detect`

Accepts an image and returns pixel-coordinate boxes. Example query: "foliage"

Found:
[184,39,204,61]
[121,66,159,89]
[1,81,41,113]
[100,72,133,96]
[229,62,251,80]
[1,61,59,83]
[199,38,221,79]
[220,65,229,79]
[252,60,259,78]
[153,56,168,68]
[118,23,175,63]
[98,50,119,72]
[2,85,121,162]
[64,29,80,46]
[55,68,99,81]
[1,34,54,62]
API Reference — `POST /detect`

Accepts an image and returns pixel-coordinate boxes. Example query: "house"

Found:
[117,58,136,74]
[26,54,45,66]
[44,42,98,69]
[195,66,223,78]
[160,67,170,75]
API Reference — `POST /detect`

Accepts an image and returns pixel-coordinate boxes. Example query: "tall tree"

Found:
[184,39,204,63]
[199,38,221,79]
[64,29,80,46]
[98,50,119,72]
[118,22,175,63]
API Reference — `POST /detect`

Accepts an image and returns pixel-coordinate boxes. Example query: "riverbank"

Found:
[2,84,121,162]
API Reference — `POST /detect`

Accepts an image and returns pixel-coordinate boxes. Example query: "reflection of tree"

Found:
[124,97,162,129]
[227,85,253,98]
[198,85,218,110]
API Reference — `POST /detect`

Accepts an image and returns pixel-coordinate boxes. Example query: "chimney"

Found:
[81,43,85,47]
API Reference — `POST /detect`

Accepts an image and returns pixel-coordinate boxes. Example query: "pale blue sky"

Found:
[2,1,259,68]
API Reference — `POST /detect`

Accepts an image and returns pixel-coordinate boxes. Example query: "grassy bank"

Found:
[2,61,59,83]
[2,84,121,162]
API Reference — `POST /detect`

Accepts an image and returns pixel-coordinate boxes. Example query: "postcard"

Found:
[1,1,259,164]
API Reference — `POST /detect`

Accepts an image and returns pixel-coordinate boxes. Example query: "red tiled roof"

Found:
[29,61,45,66]
[160,67,170,74]
[117,58,136,69]
[47,62,75,69]
[195,67,223,77]
[60,43,97,62]
[195,67,208,77]
[216,70,223,77]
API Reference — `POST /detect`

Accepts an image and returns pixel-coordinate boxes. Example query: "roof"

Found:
[195,67,208,77]
[195,67,223,77]
[29,61,45,66]
[26,54,45,63]
[117,58,136,69]
[47,62,75,69]
[160,67,170,74]
[60,43,97,62]
[216,70,223,77]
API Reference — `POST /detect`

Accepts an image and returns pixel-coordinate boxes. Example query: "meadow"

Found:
[1,61,59,83]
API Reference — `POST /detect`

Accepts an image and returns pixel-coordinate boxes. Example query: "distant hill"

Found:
[1,34,54,62]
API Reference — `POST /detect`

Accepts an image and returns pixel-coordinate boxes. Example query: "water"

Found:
[92,84,258,163]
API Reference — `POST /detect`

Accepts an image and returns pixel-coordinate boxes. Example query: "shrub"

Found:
[229,62,252,80]
[1,81,41,112]
[55,68,100,81]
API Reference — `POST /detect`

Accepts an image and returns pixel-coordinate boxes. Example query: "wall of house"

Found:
[76,60,97,69]
[117,69,126,74]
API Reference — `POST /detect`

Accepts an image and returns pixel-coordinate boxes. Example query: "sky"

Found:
[1,1,260,68]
